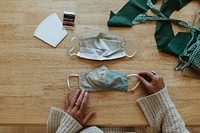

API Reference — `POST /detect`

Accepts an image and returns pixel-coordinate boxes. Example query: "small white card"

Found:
[34,13,68,47]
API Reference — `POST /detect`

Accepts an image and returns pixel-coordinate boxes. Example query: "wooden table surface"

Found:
[0,0,200,127]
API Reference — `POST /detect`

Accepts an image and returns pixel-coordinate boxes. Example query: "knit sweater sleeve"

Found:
[47,107,83,133]
[136,87,189,133]
[47,107,104,133]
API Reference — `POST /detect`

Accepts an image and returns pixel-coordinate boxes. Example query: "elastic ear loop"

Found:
[69,37,78,56]
[66,74,79,90]
[127,74,140,91]
[124,39,137,58]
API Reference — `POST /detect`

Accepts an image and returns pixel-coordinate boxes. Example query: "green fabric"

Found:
[175,33,200,72]
[107,0,192,56]
[168,32,192,56]
[108,0,157,27]
[131,0,199,56]
[107,0,200,73]
[154,0,192,55]
[132,0,200,72]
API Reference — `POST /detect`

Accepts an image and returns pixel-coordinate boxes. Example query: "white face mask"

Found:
[69,32,136,61]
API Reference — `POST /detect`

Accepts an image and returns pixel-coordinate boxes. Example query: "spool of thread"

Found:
[63,12,75,29]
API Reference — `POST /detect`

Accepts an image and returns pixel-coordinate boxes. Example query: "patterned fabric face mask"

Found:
[175,33,200,73]
[67,65,140,92]
[69,32,136,61]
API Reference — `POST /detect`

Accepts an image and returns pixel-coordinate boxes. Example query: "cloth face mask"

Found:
[34,13,68,47]
[67,65,140,92]
[175,33,200,73]
[69,32,136,61]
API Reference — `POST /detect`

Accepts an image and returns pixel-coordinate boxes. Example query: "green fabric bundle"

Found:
[175,33,200,73]
[108,0,200,73]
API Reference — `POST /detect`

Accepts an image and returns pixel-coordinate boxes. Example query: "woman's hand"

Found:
[64,89,96,126]
[137,70,165,94]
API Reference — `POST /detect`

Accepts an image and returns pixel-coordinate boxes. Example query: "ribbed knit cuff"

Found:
[136,87,175,128]
[47,107,83,133]
[136,87,189,133]
[79,126,104,133]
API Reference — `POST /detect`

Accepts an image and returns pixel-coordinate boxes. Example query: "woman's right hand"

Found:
[136,70,165,94]
[64,89,96,126]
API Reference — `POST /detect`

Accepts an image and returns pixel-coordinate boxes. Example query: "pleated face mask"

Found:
[69,32,136,61]
[67,65,140,92]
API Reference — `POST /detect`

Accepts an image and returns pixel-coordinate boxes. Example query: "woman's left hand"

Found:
[64,89,96,126]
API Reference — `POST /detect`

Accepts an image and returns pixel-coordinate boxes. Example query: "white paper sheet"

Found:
[34,13,68,47]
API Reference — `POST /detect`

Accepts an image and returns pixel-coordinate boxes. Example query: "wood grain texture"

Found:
[0,0,199,127]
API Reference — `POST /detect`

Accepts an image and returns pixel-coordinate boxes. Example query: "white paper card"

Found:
[34,13,68,47]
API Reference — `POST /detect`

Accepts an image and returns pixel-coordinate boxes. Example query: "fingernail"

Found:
[93,111,96,115]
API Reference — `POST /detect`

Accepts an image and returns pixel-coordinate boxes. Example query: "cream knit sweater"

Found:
[47,87,189,133]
